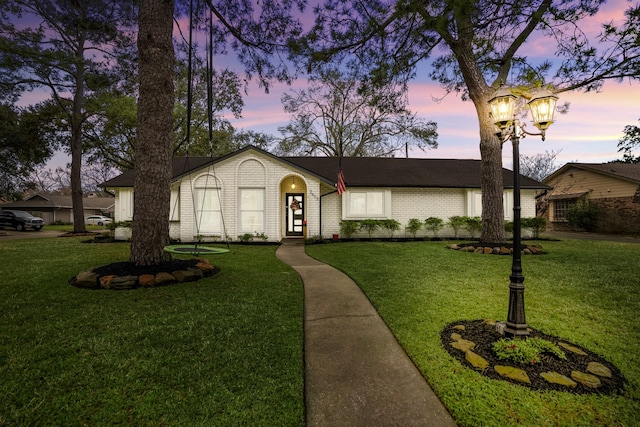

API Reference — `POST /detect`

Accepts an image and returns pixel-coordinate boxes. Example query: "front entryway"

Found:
[286,193,304,237]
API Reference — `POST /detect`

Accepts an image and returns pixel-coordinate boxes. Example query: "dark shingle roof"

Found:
[100,147,549,190]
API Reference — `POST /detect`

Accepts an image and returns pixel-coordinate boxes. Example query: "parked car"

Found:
[0,210,45,231]
[85,215,112,226]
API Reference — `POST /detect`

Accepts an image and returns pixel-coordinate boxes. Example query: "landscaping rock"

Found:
[540,371,577,388]
[138,274,156,287]
[106,275,138,290]
[155,271,176,285]
[500,247,511,255]
[571,371,601,388]
[450,333,462,341]
[495,365,531,384]
[451,339,476,353]
[558,342,588,356]
[466,351,489,369]
[587,362,612,378]
[99,275,118,289]
[70,270,100,289]
[453,324,466,331]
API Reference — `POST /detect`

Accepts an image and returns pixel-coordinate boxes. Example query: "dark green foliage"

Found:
[339,220,360,238]
[566,201,599,232]
[359,219,380,237]
[463,216,482,239]
[424,217,444,237]
[493,337,566,365]
[522,217,547,238]
[405,218,423,238]
[447,216,466,239]
[381,219,401,237]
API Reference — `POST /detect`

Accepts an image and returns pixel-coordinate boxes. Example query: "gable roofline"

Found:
[544,162,640,185]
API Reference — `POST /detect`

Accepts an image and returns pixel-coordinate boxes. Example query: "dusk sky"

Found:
[30,0,639,170]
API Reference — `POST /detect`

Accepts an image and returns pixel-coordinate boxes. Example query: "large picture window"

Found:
[343,190,390,218]
[239,188,265,232]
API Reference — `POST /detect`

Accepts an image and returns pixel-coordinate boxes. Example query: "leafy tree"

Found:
[0,104,54,199]
[0,0,137,232]
[618,119,640,163]
[359,219,380,237]
[278,67,437,157]
[519,149,562,182]
[131,0,304,265]
[295,0,640,244]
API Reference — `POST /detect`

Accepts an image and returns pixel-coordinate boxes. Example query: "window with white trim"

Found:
[239,188,265,232]
[195,187,222,234]
[343,190,390,218]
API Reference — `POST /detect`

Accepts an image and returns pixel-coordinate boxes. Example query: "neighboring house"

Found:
[100,146,549,242]
[0,193,115,224]
[541,162,640,233]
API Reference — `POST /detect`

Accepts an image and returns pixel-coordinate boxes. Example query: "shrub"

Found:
[566,201,599,232]
[463,216,482,239]
[359,219,380,237]
[381,219,401,237]
[405,218,423,238]
[522,217,547,238]
[493,337,566,365]
[447,216,466,238]
[424,217,444,237]
[339,220,360,238]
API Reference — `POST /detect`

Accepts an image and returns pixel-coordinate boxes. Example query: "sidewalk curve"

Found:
[276,239,456,427]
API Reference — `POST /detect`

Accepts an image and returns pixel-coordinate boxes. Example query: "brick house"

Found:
[101,145,548,242]
[541,162,640,233]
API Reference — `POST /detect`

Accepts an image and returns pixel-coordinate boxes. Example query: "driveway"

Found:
[540,230,640,244]
[0,229,64,241]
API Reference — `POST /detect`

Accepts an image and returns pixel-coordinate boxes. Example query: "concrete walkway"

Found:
[276,239,456,427]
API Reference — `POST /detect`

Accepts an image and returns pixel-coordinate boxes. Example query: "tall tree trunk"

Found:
[71,40,86,234]
[130,0,175,266]
[477,100,506,244]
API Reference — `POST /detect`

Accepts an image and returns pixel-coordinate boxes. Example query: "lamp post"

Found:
[488,87,559,337]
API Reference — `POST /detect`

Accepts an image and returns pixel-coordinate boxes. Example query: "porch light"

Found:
[291,176,296,190]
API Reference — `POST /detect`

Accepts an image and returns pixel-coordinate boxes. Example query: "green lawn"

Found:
[0,237,304,426]
[306,239,640,427]
[2,236,639,426]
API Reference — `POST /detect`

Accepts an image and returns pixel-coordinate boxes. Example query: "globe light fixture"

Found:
[488,86,558,337]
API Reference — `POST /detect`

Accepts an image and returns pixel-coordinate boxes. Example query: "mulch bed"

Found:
[441,319,626,394]
[92,259,203,277]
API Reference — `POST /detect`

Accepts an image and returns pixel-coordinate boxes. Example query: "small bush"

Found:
[566,201,599,232]
[405,218,423,238]
[339,220,360,238]
[381,219,401,237]
[359,219,380,237]
[463,216,482,239]
[424,217,444,237]
[447,216,466,238]
[522,217,547,238]
[493,337,566,365]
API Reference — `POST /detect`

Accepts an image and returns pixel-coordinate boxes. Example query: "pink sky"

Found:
[38,0,639,170]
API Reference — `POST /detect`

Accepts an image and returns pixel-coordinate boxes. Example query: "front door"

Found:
[286,193,304,237]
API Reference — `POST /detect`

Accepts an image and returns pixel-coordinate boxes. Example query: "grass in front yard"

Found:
[0,237,304,426]
[306,239,640,427]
